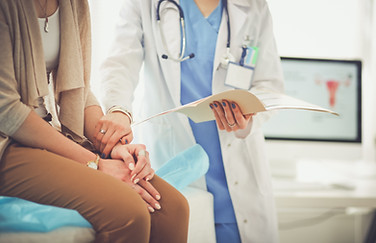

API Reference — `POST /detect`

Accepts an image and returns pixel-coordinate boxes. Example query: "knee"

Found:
[119,200,151,229]
[164,188,190,224]
[175,191,190,220]
[149,188,190,243]
[94,202,151,243]
[92,192,151,235]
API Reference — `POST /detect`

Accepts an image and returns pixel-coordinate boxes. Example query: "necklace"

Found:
[36,0,49,33]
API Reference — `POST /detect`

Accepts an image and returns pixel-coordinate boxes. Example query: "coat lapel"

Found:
[213,0,251,72]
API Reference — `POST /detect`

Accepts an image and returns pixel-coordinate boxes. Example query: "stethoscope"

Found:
[156,0,234,67]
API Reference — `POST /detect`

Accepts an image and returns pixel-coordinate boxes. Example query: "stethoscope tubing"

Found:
[156,0,231,62]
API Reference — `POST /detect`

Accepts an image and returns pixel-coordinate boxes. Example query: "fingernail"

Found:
[210,104,213,109]
[156,194,161,200]
[214,103,218,108]
[124,139,128,144]
[148,206,155,213]
[129,163,135,171]
[146,177,150,182]
[101,153,106,159]
[155,203,161,210]
[222,102,226,107]
[133,178,140,184]
[131,174,136,182]
[231,103,236,109]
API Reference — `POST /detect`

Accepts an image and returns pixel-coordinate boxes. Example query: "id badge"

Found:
[224,46,258,90]
[224,62,254,90]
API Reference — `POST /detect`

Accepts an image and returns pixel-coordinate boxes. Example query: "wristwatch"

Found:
[87,154,100,170]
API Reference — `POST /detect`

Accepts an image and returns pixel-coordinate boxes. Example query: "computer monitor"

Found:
[263,57,362,168]
[263,57,362,142]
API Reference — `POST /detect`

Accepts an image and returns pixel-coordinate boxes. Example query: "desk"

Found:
[274,180,376,208]
[273,159,376,208]
[272,159,376,243]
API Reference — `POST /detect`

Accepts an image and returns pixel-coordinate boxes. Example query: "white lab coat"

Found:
[100,0,284,242]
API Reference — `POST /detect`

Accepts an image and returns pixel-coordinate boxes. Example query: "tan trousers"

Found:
[0,143,189,243]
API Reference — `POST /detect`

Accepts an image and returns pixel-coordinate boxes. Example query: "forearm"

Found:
[12,111,97,164]
[84,105,104,144]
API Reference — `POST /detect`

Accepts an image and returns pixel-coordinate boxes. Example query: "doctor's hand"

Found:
[98,158,161,213]
[210,100,254,132]
[111,143,155,184]
[94,112,133,158]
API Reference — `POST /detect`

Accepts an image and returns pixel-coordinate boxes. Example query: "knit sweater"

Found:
[0,0,99,158]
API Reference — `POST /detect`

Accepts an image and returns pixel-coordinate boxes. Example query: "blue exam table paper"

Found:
[0,144,209,233]
[156,144,209,191]
[0,196,91,232]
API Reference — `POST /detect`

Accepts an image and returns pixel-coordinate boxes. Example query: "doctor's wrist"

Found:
[107,105,133,124]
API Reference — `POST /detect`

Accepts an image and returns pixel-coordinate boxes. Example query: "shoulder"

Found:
[0,0,28,11]
[230,0,270,14]
[0,0,32,27]
[0,0,19,16]
[250,0,269,11]
[68,0,90,14]
[65,0,90,27]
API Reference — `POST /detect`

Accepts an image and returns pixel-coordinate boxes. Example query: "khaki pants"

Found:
[0,143,189,243]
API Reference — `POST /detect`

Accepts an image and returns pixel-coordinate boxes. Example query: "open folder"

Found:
[132,89,339,126]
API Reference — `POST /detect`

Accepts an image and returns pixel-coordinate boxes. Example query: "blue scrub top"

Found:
[180,0,237,224]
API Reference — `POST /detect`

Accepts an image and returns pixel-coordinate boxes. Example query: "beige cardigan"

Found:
[0,0,99,158]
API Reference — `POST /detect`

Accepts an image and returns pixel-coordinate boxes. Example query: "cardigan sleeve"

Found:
[85,90,100,108]
[0,6,32,136]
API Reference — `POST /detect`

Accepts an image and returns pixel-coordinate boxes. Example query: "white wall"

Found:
[88,0,124,102]
[267,0,364,59]
[266,0,376,162]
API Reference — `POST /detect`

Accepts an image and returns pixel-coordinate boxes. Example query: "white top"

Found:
[35,7,60,128]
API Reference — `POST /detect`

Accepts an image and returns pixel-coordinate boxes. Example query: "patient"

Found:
[0,1,188,242]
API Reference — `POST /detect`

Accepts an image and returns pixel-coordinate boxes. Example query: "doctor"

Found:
[98,0,284,242]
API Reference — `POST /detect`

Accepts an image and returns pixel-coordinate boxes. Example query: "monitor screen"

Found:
[262,57,362,143]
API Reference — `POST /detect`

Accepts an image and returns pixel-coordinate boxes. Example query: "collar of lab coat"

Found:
[152,0,251,108]
[231,0,252,7]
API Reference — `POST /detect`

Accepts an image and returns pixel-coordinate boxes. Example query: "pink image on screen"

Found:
[326,80,340,107]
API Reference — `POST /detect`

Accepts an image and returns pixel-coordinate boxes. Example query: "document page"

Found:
[253,90,339,115]
[132,90,338,126]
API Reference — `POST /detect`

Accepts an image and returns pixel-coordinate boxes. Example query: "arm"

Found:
[243,0,283,135]
[85,105,155,187]
[11,106,160,212]
[13,111,97,165]
[211,1,284,137]
[94,0,145,154]
[92,108,133,158]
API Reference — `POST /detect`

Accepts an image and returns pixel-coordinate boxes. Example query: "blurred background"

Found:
[88,1,376,242]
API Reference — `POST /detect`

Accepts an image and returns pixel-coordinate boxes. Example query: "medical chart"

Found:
[132,89,338,126]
